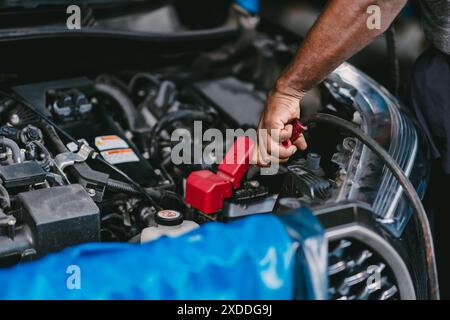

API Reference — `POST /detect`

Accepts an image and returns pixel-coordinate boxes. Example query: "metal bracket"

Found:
[54,142,96,172]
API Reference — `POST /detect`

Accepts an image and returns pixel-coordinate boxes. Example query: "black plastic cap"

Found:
[155,210,183,227]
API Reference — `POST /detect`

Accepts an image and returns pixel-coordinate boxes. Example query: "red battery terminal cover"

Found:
[185,136,254,214]
[186,119,306,214]
[282,119,308,147]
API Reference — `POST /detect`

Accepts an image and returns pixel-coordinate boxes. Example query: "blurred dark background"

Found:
[167,0,426,99]
[259,0,426,100]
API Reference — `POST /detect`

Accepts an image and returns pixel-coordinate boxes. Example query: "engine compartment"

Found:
[0,21,433,298]
[0,59,364,266]
[0,0,436,299]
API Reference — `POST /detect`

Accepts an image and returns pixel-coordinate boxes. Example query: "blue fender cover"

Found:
[279,210,328,300]
[0,208,327,300]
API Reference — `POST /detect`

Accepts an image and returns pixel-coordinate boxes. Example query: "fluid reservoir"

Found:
[140,210,199,243]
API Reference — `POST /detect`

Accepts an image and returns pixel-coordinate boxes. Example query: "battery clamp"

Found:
[185,120,307,214]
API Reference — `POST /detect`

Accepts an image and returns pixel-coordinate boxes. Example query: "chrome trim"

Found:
[374,105,418,225]
[326,63,419,236]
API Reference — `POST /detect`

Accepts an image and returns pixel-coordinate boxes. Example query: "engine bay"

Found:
[0,62,364,266]
[0,0,439,301]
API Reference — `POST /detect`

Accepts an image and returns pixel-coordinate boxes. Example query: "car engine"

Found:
[0,30,432,300]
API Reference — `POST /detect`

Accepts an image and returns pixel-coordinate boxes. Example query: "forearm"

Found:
[277,0,407,96]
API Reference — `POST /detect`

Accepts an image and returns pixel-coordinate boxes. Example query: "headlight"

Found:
[324,63,425,237]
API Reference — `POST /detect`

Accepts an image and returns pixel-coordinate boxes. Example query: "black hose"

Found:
[106,179,162,200]
[106,179,141,195]
[302,113,439,300]
[94,82,140,131]
[128,72,160,95]
[106,178,188,214]
[106,178,181,202]
[96,156,162,211]
[42,124,69,153]
[149,110,214,162]
[0,137,22,163]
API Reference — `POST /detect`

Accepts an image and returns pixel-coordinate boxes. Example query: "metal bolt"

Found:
[10,114,20,125]
[87,189,96,197]
[248,180,260,188]
[7,217,16,226]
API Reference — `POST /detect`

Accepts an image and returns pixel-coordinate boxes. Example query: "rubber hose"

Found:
[106,179,141,195]
[94,82,139,131]
[149,110,214,162]
[42,124,69,153]
[0,137,22,163]
[106,179,164,201]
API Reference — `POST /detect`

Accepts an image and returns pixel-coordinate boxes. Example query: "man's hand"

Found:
[255,87,308,166]
[254,0,407,167]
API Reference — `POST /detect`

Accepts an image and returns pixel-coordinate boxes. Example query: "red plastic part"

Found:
[186,124,307,214]
[282,119,308,147]
[185,136,254,214]
[185,170,232,214]
[217,136,254,189]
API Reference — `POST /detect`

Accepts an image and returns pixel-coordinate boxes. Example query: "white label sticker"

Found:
[100,148,139,165]
[95,135,129,151]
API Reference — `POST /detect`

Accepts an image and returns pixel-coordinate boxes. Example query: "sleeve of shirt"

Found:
[235,0,260,14]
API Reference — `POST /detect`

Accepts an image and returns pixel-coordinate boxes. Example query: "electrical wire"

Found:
[302,113,439,300]
[197,211,215,222]
[96,157,162,210]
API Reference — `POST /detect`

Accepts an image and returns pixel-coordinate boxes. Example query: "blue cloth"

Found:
[235,0,259,14]
[0,215,295,300]
[279,209,328,299]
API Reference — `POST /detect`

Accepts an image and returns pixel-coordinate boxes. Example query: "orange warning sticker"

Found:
[100,148,139,165]
[95,135,129,151]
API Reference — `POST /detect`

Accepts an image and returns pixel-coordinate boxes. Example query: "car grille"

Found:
[328,238,400,300]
